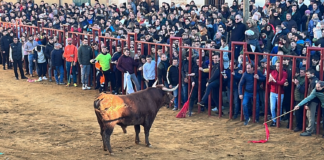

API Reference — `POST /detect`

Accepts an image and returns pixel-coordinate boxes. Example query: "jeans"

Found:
[129,73,141,91]
[137,74,145,90]
[13,60,24,78]
[66,61,77,83]
[28,54,34,75]
[227,89,239,116]
[24,55,29,74]
[182,83,188,103]
[242,92,260,121]
[54,65,64,83]
[270,92,284,123]
[81,65,91,85]
[201,81,218,104]
[37,62,47,77]
[172,85,179,109]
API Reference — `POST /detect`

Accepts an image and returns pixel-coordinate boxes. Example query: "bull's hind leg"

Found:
[120,125,127,134]
[95,112,107,151]
[134,125,140,144]
[104,124,116,155]
[143,120,153,147]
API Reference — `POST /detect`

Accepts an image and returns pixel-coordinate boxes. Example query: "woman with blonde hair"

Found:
[245,18,261,52]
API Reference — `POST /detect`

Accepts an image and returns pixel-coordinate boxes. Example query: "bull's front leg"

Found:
[134,125,140,144]
[104,126,115,155]
[143,122,153,147]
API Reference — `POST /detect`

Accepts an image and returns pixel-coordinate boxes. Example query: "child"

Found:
[33,45,47,81]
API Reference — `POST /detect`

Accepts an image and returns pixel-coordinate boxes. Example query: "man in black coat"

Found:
[1,30,13,69]
[9,37,27,80]
[158,53,170,86]
[44,37,54,82]
[226,14,246,59]
[167,58,179,111]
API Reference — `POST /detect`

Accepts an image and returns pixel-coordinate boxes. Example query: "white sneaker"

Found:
[82,84,86,90]
[42,76,47,80]
[38,77,42,81]
[85,84,91,90]
[212,107,218,112]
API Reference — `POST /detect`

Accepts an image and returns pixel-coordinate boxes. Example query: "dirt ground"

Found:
[0,69,324,160]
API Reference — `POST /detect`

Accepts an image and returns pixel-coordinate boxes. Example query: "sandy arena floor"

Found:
[0,69,324,160]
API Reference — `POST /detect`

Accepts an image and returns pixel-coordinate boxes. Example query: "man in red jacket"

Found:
[268,61,288,127]
[116,48,141,91]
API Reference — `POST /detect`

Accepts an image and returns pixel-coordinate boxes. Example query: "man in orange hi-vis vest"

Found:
[63,38,78,87]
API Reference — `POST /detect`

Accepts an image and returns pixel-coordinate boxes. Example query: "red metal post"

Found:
[252,55,258,123]
[276,57,283,128]
[264,55,271,123]
[208,50,212,116]
[219,51,224,118]
[289,58,296,130]
[198,49,202,113]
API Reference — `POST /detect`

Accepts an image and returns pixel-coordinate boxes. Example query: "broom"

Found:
[176,83,195,118]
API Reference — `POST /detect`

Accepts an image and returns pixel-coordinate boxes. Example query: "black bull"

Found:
[94,85,178,155]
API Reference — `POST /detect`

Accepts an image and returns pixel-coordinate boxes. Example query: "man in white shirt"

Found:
[143,55,156,87]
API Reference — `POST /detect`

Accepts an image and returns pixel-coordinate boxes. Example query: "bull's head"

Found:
[152,80,179,105]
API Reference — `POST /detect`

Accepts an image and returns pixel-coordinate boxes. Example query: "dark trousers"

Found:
[114,69,122,92]
[37,62,47,77]
[189,86,198,114]
[201,81,219,106]
[146,80,155,87]
[295,101,304,129]
[103,70,115,92]
[2,52,9,68]
[13,60,25,78]
[24,55,29,74]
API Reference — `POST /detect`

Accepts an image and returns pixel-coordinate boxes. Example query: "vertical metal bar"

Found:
[198,49,202,113]
[208,50,212,116]
[252,55,258,123]
[317,49,324,134]
[241,45,246,122]
[264,55,270,123]
[188,49,192,98]
[178,38,183,109]
[219,51,224,118]
[289,57,296,130]
[229,45,235,119]
[276,57,283,128]
[303,49,311,131]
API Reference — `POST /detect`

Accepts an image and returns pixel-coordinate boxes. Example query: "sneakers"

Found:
[66,83,70,87]
[85,84,91,90]
[244,118,250,126]
[300,131,312,136]
[270,122,276,127]
[73,83,77,87]
[38,77,42,81]
[212,107,218,112]
[16,77,19,80]
[197,101,205,106]
[172,108,178,111]
[294,127,302,132]
[21,76,28,79]
[49,79,53,82]
[59,82,66,85]
[82,84,86,90]
[42,76,47,80]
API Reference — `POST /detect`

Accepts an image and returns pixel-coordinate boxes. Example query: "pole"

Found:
[243,0,249,23]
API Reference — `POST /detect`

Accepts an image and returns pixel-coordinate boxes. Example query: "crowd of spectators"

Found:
[0,0,324,137]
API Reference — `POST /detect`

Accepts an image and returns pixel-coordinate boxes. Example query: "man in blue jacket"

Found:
[51,43,65,85]
[239,63,266,125]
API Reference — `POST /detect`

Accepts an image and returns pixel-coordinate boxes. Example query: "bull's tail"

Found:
[103,117,127,123]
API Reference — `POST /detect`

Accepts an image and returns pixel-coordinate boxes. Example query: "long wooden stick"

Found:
[263,109,297,124]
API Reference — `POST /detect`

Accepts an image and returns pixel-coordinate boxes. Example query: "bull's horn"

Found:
[152,79,158,87]
[162,84,179,92]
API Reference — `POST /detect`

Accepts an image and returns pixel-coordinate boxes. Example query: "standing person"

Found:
[24,35,39,76]
[21,36,29,75]
[292,67,306,132]
[1,30,13,70]
[238,63,266,125]
[44,36,54,82]
[90,46,115,93]
[294,69,320,136]
[226,14,246,59]
[268,61,288,127]
[78,38,93,90]
[34,45,47,81]
[167,58,179,111]
[294,80,324,138]
[143,55,156,87]
[157,53,169,86]
[63,38,78,87]
[9,37,27,80]
[111,45,122,93]
[116,48,141,91]
[51,43,65,85]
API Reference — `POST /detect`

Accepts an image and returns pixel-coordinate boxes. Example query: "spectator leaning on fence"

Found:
[167,58,179,111]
